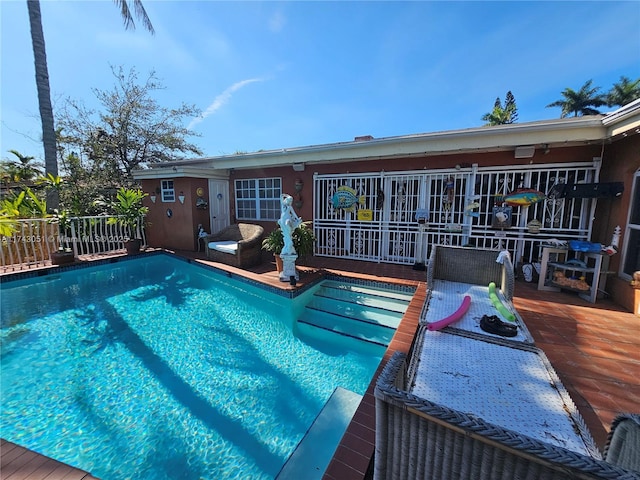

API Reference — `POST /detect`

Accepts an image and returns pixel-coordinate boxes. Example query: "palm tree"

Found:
[607,76,640,107]
[546,80,608,118]
[2,150,44,184]
[26,0,57,207]
[26,0,154,209]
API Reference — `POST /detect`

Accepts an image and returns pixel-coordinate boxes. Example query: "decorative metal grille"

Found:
[313,162,598,267]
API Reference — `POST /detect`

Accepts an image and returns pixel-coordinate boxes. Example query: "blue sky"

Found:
[1,1,639,163]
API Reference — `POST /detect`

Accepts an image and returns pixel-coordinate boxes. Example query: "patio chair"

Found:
[604,413,640,473]
[374,350,639,480]
[427,244,514,300]
[204,223,264,268]
[422,245,534,341]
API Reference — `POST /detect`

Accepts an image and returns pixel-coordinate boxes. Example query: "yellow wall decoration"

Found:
[357,209,373,221]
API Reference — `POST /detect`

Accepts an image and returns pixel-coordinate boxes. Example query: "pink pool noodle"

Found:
[427,295,472,331]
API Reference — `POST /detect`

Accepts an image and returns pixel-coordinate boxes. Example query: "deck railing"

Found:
[0,215,147,271]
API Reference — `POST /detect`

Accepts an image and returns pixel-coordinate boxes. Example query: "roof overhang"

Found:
[132,101,640,177]
[133,166,229,180]
[602,98,640,139]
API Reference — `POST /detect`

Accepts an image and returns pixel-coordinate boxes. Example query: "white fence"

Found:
[0,215,147,271]
[313,161,599,268]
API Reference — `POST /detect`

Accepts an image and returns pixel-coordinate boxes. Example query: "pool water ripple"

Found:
[1,256,386,479]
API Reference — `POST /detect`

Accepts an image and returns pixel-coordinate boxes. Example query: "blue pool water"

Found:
[0,255,392,479]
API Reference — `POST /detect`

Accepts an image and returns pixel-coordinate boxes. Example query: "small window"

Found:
[622,170,640,278]
[161,180,175,202]
[235,178,282,220]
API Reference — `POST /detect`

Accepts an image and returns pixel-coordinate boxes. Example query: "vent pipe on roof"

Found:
[354,135,374,142]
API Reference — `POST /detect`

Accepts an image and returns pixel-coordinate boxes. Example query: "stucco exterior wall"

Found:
[594,134,640,313]
[141,178,210,251]
[230,145,603,227]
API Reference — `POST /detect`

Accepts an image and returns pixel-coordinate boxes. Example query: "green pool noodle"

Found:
[488,282,516,322]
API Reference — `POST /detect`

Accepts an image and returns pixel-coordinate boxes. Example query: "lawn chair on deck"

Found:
[422,245,534,342]
[427,244,514,300]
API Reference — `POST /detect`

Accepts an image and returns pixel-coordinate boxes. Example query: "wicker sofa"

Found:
[203,223,264,268]
[374,350,640,480]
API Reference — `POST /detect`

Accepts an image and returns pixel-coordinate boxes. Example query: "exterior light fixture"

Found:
[514,146,535,159]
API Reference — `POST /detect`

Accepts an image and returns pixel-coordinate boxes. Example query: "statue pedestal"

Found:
[279,253,299,283]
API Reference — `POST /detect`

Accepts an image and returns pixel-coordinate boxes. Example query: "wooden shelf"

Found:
[537,247,605,303]
[547,262,596,274]
[550,282,591,293]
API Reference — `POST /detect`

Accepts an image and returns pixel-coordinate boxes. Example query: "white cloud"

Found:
[188,78,264,129]
[269,11,286,33]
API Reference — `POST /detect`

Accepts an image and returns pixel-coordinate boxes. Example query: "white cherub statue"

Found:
[278,194,303,256]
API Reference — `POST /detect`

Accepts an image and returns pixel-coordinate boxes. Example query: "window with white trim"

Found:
[161,180,175,202]
[235,178,282,220]
[622,170,640,279]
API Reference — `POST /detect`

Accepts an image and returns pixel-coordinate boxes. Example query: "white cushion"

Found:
[208,240,238,254]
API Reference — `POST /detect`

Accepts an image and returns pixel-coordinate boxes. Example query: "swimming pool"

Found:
[0,254,409,479]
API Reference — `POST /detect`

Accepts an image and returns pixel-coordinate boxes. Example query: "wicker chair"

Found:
[604,414,640,473]
[427,244,514,301]
[203,223,264,268]
[374,350,640,480]
[422,245,534,341]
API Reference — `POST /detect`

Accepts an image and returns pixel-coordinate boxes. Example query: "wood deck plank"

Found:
[0,441,97,480]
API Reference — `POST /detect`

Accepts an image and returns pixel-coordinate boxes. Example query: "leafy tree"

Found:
[607,76,640,107]
[26,0,154,210]
[56,66,202,182]
[546,80,608,117]
[481,91,518,125]
[58,151,119,216]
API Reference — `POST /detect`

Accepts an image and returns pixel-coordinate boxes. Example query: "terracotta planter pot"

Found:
[51,251,74,265]
[275,255,283,272]
[125,239,142,255]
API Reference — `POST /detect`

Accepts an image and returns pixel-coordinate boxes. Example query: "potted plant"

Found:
[262,221,315,272]
[108,187,149,255]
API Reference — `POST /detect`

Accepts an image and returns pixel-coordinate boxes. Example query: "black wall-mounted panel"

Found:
[564,182,624,199]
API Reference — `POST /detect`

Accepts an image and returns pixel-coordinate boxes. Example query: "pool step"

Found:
[306,296,403,329]
[298,307,397,347]
[295,320,388,357]
[296,281,412,350]
[276,387,362,480]
[316,280,412,313]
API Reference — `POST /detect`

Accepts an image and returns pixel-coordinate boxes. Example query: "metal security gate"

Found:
[313,161,599,267]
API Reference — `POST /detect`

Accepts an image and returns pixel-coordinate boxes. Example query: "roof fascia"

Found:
[133,166,229,180]
[208,117,606,170]
[135,114,623,173]
[602,99,640,138]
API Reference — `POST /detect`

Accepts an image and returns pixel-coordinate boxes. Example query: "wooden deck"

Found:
[0,439,98,479]
[1,250,638,479]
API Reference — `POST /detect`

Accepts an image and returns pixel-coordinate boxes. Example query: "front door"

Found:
[208,179,230,234]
